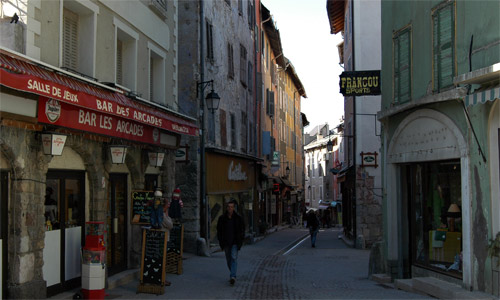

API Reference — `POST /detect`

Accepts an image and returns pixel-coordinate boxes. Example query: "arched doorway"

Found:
[386,109,470,285]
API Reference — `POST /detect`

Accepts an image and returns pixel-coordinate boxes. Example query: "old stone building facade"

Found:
[0,0,196,298]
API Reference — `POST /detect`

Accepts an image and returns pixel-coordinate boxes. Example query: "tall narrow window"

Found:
[230,113,236,149]
[241,111,247,153]
[220,109,227,147]
[238,0,243,16]
[228,43,234,79]
[148,43,166,105]
[206,21,214,61]
[240,45,247,86]
[393,26,411,104]
[247,61,253,93]
[63,9,79,71]
[432,2,455,92]
[116,40,123,85]
[114,18,138,90]
[62,2,97,78]
[247,0,254,29]
[266,89,275,117]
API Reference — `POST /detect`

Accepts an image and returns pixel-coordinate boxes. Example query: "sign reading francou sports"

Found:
[339,70,381,96]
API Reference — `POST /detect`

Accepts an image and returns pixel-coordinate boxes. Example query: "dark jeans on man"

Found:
[224,244,238,279]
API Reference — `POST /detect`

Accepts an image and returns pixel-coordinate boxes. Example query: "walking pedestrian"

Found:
[307,209,320,247]
[217,199,245,285]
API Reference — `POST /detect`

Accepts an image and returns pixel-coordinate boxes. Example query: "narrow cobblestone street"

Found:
[52,227,431,299]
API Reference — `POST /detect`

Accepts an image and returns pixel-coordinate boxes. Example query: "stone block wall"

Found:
[356,167,382,249]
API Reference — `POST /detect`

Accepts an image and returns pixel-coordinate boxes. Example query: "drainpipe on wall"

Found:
[199,0,208,247]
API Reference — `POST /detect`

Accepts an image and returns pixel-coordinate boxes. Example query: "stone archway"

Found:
[386,108,471,287]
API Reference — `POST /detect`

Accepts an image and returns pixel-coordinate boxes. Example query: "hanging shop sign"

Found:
[339,70,381,96]
[38,97,167,145]
[360,152,378,168]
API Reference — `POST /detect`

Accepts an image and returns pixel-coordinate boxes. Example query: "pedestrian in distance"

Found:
[217,199,245,286]
[307,209,320,248]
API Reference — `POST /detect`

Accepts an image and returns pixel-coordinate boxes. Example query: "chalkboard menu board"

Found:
[167,223,183,254]
[166,224,184,275]
[139,229,167,287]
[131,191,154,224]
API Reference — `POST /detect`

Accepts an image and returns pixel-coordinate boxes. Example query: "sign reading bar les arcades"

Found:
[0,67,197,136]
[339,70,381,96]
[38,97,163,145]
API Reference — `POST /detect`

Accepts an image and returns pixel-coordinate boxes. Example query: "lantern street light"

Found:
[148,151,165,167]
[197,79,220,246]
[109,145,128,164]
[41,132,67,156]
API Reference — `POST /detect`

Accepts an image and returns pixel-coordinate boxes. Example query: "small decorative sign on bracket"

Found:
[360,152,378,168]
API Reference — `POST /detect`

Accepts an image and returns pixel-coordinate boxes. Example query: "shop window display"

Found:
[408,160,462,277]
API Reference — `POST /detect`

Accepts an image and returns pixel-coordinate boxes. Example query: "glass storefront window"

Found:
[408,160,462,277]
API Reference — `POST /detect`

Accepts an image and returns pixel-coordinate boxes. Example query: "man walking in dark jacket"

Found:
[217,199,245,285]
[307,209,320,247]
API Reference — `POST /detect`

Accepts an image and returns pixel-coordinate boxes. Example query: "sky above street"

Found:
[261,0,345,132]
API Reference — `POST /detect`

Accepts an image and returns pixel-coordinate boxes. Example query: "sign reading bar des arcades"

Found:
[339,70,381,96]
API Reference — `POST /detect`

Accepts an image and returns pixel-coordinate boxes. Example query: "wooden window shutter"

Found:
[266,89,270,115]
[433,3,454,92]
[230,113,236,149]
[247,61,253,92]
[63,8,78,70]
[206,21,214,60]
[269,91,274,116]
[227,43,234,78]
[116,40,123,85]
[394,28,411,104]
[220,109,227,147]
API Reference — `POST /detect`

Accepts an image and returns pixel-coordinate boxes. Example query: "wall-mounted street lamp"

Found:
[42,132,67,156]
[197,79,220,246]
[285,166,290,177]
[148,151,165,167]
[109,145,128,164]
[327,139,334,152]
[197,80,220,113]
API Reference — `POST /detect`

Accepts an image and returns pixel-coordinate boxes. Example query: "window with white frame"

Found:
[148,42,166,105]
[114,17,138,90]
[62,1,98,77]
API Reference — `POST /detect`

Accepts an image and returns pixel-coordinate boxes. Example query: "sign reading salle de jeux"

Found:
[339,70,381,96]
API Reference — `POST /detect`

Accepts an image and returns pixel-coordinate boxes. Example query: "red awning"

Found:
[0,50,198,136]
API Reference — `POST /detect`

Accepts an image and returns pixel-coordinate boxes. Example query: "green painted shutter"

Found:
[394,29,411,104]
[433,3,454,92]
[399,30,410,103]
